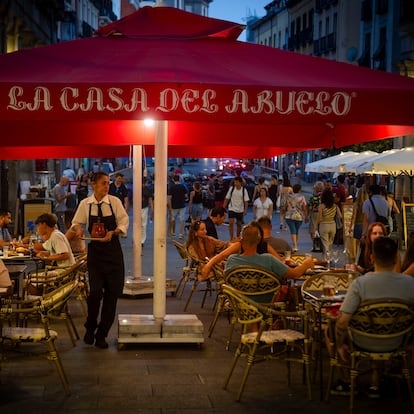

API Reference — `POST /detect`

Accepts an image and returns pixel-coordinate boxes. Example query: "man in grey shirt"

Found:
[335,237,414,396]
[361,184,390,237]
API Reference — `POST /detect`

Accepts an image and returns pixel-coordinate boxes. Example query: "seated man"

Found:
[224,223,289,283]
[335,237,414,398]
[34,213,75,268]
[201,221,313,281]
[257,216,291,254]
[203,206,227,239]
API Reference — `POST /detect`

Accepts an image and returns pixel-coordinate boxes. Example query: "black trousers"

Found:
[85,245,124,337]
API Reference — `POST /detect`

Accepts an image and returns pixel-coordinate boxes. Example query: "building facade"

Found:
[248,0,414,184]
[0,0,117,213]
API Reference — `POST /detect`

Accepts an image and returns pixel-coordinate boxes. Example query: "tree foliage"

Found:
[324,138,394,157]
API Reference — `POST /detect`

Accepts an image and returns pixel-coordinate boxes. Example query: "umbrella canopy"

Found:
[355,147,414,176]
[1,6,414,153]
[305,151,358,173]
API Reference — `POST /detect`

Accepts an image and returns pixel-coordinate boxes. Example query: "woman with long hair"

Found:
[307,181,324,244]
[316,189,341,254]
[185,220,229,280]
[188,181,204,221]
[351,182,369,254]
[283,183,307,252]
[356,221,388,274]
[279,175,293,230]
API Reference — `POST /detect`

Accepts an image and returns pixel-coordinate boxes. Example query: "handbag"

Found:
[335,208,343,230]
[312,230,323,252]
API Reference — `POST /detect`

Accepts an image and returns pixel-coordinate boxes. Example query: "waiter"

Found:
[68,172,129,349]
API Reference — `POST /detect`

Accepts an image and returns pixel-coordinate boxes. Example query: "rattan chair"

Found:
[23,257,87,346]
[301,272,352,380]
[326,298,414,413]
[172,240,198,299]
[182,250,224,312]
[0,279,79,396]
[208,265,283,350]
[221,284,312,401]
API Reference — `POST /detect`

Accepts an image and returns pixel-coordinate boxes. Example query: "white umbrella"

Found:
[337,151,379,174]
[355,147,414,176]
[305,151,358,173]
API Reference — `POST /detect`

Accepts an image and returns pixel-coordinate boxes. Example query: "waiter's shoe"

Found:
[84,330,95,345]
[95,336,109,349]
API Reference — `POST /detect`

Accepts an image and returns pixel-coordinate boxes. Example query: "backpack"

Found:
[369,198,389,230]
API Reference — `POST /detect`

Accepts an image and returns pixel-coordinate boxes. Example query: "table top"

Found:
[1,254,32,261]
[303,289,347,307]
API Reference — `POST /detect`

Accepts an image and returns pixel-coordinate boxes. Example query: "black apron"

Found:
[85,202,125,336]
[87,202,124,295]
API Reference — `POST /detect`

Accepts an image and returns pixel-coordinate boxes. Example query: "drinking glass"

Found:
[331,249,340,269]
[2,242,9,257]
[324,249,331,270]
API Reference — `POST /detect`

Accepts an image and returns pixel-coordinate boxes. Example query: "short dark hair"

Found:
[210,206,226,217]
[115,173,124,178]
[91,171,109,182]
[369,184,381,195]
[0,209,11,218]
[240,223,261,246]
[372,236,398,268]
[257,216,272,229]
[173,175,180,182]
[35,213,57,228]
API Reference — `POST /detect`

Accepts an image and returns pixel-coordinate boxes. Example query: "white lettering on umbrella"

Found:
[60,87,80,111]
[8,86,52,111]
[156,88,218,113]
[6,86,354,117]
[226,89,353,116]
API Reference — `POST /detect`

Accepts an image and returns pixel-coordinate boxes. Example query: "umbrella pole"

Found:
[133,145,143,278]
[153,120,168,320]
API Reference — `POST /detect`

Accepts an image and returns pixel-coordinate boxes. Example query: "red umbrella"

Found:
[1,6,414,321]
[1,6,414,149]
[0,145,308,160]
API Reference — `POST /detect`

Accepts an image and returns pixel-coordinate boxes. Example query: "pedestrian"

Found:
[52,176,71,232]
[268,174,279,211]
[316,188,341,254]
[62,165,76,181]
[141,178,154,247]
[68,171,129,349]
[279,174,293,230]
[282,183,307,252]
[203,206,227,239]
[109,172,129,213]
[223,176,250,240]
[188,182,204,221]
[253,187,273,220]
[167,174,188,239]
[214,174,227,208]
[307,181,324,245]
[206,173,216,213]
